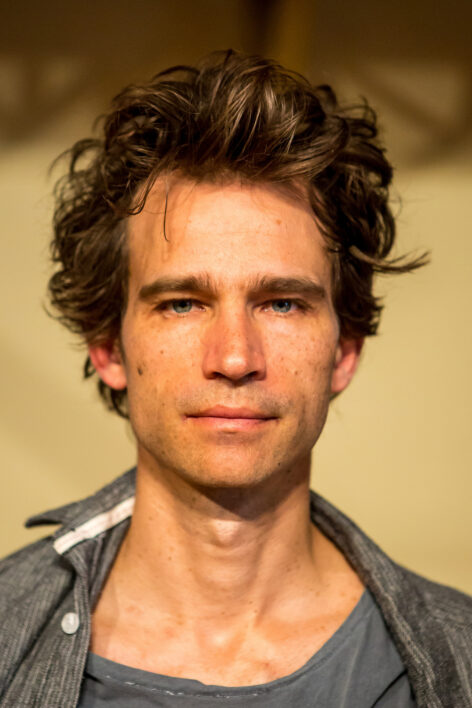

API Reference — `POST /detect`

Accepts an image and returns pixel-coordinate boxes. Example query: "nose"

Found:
[202,308,266,384]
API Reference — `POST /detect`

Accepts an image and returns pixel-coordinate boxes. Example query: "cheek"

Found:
[280,339,337,426]
[275,329,336,378]
[267,342,335,428]
[125,335,196,409]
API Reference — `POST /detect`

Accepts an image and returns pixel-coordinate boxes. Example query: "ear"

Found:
[331,337,364,396]
[88,340,127,390]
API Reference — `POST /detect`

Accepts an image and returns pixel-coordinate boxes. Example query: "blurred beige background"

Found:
[1,0,471,593]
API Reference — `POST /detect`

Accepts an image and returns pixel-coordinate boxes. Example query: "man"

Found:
[0,50,470,707]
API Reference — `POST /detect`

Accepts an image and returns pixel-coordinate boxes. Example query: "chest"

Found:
[90,597,361,686]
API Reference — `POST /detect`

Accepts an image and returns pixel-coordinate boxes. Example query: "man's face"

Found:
[92,178,360,490]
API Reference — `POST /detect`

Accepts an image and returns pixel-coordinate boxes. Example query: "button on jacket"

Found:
[0,469,471,707]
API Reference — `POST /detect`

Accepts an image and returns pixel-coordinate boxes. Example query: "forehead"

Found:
[126,178,332,294]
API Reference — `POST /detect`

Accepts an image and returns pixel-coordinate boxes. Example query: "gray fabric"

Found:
[77,589,416,707]
[0,468,471,707]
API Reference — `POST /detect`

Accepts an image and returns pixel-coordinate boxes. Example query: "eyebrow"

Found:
[138,273,327,302]
[138,274,216,301]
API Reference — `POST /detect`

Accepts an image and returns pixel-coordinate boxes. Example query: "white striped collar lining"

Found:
[53,496,135,555]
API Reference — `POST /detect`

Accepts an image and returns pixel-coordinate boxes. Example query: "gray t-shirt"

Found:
[78,589,416,707]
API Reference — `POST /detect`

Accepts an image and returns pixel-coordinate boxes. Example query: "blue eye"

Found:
[272,299,293,313]
[171,299,193,313]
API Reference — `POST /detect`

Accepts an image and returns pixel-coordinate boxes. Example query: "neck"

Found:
[112,450,322,629]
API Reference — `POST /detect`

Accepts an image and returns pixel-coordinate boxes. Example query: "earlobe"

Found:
[331,337,363,396]
[88,341,127,390]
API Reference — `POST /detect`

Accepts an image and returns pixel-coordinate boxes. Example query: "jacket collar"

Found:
[25,468,137,553]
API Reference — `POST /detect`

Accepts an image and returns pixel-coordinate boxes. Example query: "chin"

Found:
[181,459,273,490]
[139,431,312,499]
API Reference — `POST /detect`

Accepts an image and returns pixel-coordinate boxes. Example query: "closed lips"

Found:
[190,407,273,419]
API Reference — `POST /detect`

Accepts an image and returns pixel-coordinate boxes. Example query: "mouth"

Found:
[186,406,277,431]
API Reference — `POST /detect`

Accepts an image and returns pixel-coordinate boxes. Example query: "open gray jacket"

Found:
[0,468,471,707]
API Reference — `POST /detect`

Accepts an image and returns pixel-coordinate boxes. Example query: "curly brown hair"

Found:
[49,49,427,417]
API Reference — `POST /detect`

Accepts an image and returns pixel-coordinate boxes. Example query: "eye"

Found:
[170,299,193,314]
[271,299,294,313]
[156,298,206,316]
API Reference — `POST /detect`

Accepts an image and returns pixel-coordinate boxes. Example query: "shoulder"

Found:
[0,535,69,610]
[395,563,472,630]
[311,489,472,704]
[384,564,472,707]
[0,533,75,690]
[0,534,56,575]
[309,490,471,640]
[0,467,137,593]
